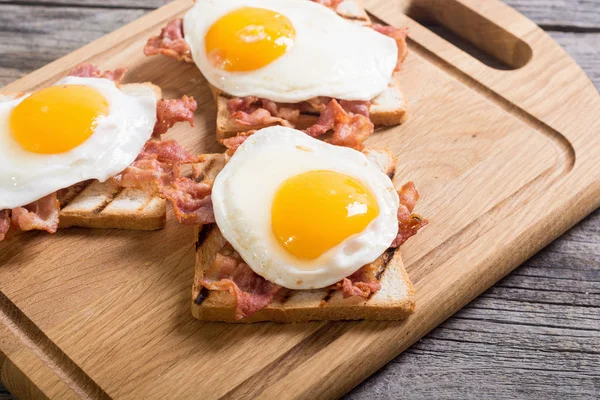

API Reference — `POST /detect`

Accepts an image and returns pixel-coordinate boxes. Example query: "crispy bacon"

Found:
[11,193,60,234]
[335,264,382,298]
[69,63,127,83]
[311,0,344,9]
[138,140,199,164]
[391,182,428,247]
[339,100,370,117]
[228,97,298,127]
[144,18,192,62]
[117,159,181,189]
[153,96,197,138]
[306,99,374,150]
[222,132,253,154]
[0,210,10,242]
[232,108,292,128]
[160,178,215,225]
[372,24,409,71]
[200,246,281,319]
[224,98,373,152]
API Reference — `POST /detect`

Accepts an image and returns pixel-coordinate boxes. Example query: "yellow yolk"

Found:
[205,7,296,72]
[10,85,109,154]
[272,170,380,260]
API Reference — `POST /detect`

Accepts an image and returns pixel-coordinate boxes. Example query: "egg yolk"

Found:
[205,7,296,72]
[10,85,109,154]
[272,170,380,260]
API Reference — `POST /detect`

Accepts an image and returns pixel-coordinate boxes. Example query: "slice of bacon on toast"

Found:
[0,64,201,241]
[191,147,427,322]
[143,0,409,149]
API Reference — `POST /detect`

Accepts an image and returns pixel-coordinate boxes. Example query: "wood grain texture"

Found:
[0,0,599,399]
[1,0,599,28]
[348,208,600,400]
[506,0,600,29]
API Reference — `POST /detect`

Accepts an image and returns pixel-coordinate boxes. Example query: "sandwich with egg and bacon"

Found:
[144,0,409,151]
[191,127,427,322]
[0,63,217,242]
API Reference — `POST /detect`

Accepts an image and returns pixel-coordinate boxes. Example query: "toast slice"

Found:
[212,0,408,142]
[213,77,408,142]
[58,180,166,231]
[53,83,167,231]
[191,147,416,323]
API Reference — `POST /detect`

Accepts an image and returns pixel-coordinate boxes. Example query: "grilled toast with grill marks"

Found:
[191,147,416,323]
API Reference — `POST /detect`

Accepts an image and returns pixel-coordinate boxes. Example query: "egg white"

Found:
[212,127,400,290]
[0,77,157,209]
[184,0,398,103]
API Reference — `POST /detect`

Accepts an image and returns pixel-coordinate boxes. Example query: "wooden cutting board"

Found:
[1,0,599,398]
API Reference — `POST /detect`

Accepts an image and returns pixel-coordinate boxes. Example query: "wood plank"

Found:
[504,0,600,29]
[1,5,598,88]
[549,32,600,87]
[0,0,597,395]
[0,0,166,8]
[348,211,600,399]
[1,0,599,28]
[0,5,146,85]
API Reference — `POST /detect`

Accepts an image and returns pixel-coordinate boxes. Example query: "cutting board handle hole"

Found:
[406,0,532,70]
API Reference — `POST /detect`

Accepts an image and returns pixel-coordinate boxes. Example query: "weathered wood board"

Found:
[1,0,599,399]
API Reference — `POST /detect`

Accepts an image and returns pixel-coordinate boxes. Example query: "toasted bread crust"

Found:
[213,77,409,142]
[47,82,167,232]
[58,180,166,231]
[191,147,416,323]
[211,2,408,142]
[191,225,415,323]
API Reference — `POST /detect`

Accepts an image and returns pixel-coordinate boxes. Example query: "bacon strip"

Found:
[117,159,180,189]
[339,100,370,117]
[391,182,428,247]
[138,140,200,164]
[144,18,192,62]
[11,194,60,234]
[227,98,373,151]
[306,99,374,150]
[222,132,253,154]
[69,63,127,83]
[153,96,197,138]
[335,264,382,298]
[117,140,215,225]
[160,178,215,225]
[0,210,10,242]
[372,24,409,71]
[200,246,281,319]
[228,97,298,128]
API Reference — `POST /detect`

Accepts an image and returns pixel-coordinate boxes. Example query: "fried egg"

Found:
[212,127,399,289]
[0,76,157,209]
[184,0,398,103]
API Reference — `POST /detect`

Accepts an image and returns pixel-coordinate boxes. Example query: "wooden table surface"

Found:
[0,0,598,399]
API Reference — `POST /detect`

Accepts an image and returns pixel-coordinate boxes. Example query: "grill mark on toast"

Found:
[58,180,93,208]
[92,187,123,215]
[376,248,396,281]
[320,289,336,306]
[194,287,210,305]
[196,224,213,251]
[367,248,397,300]
[278,289,293,305]
[195,159,214,183]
